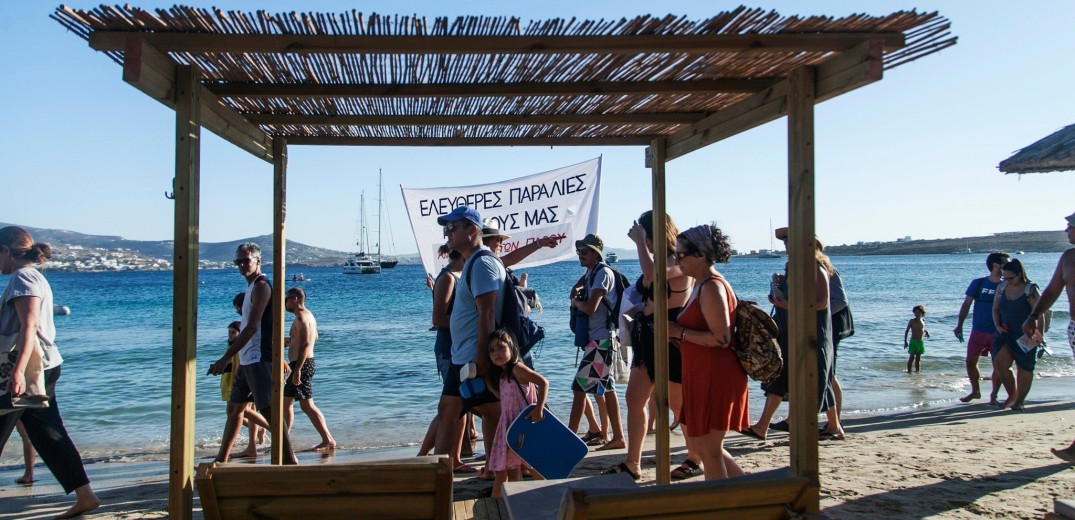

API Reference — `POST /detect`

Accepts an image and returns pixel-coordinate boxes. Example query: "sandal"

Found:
[581,432,607,446]
[604,462,640,481]
[670,459,702,480]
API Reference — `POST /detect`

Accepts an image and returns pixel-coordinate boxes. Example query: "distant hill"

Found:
[0,223,352,267]
[825,230,1071,256]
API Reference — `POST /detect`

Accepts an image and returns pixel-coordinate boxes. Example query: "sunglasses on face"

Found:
[673,250,692,261]
[576,249,591,256]
[234,258,253,266]
[443,223,466,234]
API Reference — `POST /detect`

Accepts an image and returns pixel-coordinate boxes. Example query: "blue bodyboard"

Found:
[506,404,588,480]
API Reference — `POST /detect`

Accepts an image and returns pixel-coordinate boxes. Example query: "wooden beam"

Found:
[650,138,671,485]
[246,112,707,126]
[659,39,884,161]
[786,66,821,514]
[169,65,201,520]
[90,32,906,54]
[284,136,653,147]
[122,37,274,163]
[270,138,287,465]
[210,79,777,99]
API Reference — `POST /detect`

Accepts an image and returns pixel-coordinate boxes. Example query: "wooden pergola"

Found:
[54,5,954,518]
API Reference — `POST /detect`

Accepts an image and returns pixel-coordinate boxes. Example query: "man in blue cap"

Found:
[432,206,505,476]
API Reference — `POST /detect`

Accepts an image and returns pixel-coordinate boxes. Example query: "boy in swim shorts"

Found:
[904,305,930,373]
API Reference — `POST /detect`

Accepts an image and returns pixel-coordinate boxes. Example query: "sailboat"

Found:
[757,219,785,258]
[342,191,381,274]
[376,169,399,269]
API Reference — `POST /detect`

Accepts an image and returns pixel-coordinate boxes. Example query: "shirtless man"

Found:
[283,287,335,451]
[1024,212,1075,462]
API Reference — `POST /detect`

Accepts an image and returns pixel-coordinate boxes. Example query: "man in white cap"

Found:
[1028,212,1075,462]
[481,220,562,268]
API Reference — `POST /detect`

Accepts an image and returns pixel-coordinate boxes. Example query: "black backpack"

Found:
[466,250,545,356]
[586,262,631,331]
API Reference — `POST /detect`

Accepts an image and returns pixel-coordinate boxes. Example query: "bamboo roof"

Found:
[999,123,1075,174]
[53,5,955,160]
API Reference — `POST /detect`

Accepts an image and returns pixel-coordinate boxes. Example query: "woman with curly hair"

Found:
[667,224,749,480]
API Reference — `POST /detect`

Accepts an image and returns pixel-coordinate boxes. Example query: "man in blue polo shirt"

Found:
[432,206,505,476]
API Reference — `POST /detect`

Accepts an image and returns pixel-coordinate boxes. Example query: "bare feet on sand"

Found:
[959,392,981,403]
[1052,447,1075,463]
[233,447,259,459]
[56,488,100,519]
[15,475,35,485]
[312,442,337,452]
[594,439,626,452]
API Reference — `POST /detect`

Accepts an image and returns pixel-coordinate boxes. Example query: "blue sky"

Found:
[1,1,1072,254]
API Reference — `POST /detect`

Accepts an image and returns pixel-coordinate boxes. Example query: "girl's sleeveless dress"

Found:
[488,376,536,472]
[677,275,750,437]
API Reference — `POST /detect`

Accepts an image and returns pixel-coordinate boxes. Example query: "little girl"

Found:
[484,328,549,497]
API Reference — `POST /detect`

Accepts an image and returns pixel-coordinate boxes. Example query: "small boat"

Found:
[605,251,619,264]
[379,259,399,268]
[1016,251,1025,255]
[289,273,309,282]
[756,250,784,258]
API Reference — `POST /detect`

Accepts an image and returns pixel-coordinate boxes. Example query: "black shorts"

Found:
[629,309,683,384]
[284,358,315,400]
[230,361,273,410]
[441,361,498,416]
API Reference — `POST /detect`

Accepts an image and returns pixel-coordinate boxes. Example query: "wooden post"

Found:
[270,137,287,464]
[787,66,821,513]
[169,64,200,520]
[649,138,671,485]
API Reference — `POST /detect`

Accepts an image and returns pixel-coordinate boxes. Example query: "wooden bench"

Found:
[195,456,453,520]
[557,467,810,520]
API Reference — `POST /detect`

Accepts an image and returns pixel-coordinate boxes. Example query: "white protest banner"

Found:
[402,157,602,276]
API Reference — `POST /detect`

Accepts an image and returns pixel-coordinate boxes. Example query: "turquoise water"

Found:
[1,252,1069,466]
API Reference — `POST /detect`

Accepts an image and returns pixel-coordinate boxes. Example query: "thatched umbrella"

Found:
[999,123,1075,174]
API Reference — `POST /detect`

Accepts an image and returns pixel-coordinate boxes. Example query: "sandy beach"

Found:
[4,386,1075,519]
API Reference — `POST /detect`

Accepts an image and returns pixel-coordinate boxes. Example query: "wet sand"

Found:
[4,384,1075,519]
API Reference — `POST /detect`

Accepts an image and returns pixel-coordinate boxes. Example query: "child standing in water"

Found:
[904,305,930,373]
[484,329,549,497]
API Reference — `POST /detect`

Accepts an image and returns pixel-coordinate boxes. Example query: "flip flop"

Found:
[670,459,701,480]
[819,431,846,441]
[604,462,640,481]
[453,463,479,474]
[769,420,789,432]
[580,431,605,445]
[739,427,765,441]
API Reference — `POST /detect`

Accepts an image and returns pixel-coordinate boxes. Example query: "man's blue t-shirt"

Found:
[966,277,1000,333]
[450,247,506,365]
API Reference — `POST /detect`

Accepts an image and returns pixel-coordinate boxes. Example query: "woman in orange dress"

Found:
[667,224,749,480]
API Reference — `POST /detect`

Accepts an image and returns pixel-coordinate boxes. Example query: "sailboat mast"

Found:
[377,169,383,259]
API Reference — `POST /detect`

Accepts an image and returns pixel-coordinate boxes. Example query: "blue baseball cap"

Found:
[437,206,482,227]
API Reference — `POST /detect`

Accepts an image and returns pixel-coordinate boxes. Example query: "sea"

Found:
[1,252,1071,467]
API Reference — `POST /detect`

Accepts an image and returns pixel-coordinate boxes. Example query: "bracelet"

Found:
[679,329,685,342]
